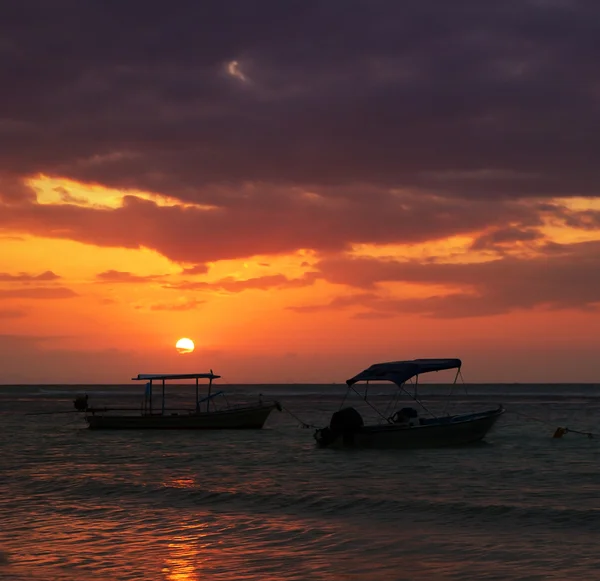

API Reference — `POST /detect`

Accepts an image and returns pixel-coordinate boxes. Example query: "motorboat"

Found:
[314,359,504,449]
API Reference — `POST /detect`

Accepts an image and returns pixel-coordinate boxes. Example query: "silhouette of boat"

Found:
[74,372,281,430]
[314,359,504,449]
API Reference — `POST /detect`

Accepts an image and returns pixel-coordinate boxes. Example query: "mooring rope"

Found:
[280,404,317,429]
[509,409,598,439]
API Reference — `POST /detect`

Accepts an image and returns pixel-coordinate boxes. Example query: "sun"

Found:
[175,337,195,354]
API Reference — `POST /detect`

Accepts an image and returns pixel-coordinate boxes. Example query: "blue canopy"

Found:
[346,359,462,387]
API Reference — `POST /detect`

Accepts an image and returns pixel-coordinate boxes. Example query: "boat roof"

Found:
[132,372,220,381]
[346,358,462,387]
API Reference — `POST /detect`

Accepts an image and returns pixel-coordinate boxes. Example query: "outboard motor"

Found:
[330,407,364,432]
[332,407,365,446]
[314,407,365,448]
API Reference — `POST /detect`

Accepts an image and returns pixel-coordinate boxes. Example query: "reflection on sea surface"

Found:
[1,386,600,579]
[163,536,202,581]
[166,477,197,490]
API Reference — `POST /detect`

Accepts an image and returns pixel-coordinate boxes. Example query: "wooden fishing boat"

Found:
[314,359,504,449]
[73,372,281,430]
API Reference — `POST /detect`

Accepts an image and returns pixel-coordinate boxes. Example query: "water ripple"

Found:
[1,388,600,579]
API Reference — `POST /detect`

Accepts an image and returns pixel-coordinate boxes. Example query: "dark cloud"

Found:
[558,209,600,231]
[301,239,600,317]
[470,226,544,252]
[1,0,600,203]
[0,190,546,263]
[1,0,599,326]
[0,174,37,204]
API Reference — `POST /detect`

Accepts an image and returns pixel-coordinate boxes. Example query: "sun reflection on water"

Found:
[161,534,207,581]
[163,477,197,489]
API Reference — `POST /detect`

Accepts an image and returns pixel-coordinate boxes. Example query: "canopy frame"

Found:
[132,371,221,415]
[343,359,462,423]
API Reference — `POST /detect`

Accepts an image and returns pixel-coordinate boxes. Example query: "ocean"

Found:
[1,382,600,580]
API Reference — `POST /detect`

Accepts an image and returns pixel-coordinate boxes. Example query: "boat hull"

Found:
[84,403,278,430]
[315,407,505,450]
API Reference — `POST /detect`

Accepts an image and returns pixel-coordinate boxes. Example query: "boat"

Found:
[313,359,504,449]
[73,372,281,430]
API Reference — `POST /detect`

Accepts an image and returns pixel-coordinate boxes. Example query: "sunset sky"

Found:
[2,1,600,383]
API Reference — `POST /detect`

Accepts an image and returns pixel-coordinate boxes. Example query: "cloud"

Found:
[1,188,549,264]
[0,270,61,282]
[95,269,319,293]
[54,186,88,204]
[558,208,600,231]
[1,0,600,323]
[148,299,205,311]
[0,308,26,318]
[98,297,116,305]
[1,0,600,202]
[288,292,380,313]
[0,287,78,299]
[0,173,37,204]
[96,270,166,283]
[167,272,319,293]
[297,240,600,318]
[181,264,209,275]
[470,226,544,252]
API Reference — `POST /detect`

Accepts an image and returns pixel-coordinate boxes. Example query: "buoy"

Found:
[553,427,567,438]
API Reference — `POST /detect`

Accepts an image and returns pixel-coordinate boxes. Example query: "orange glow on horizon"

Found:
[2,174,600,382]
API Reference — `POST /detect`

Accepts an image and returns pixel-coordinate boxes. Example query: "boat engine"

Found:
[330,407,364,432]
[73,395,89,411]
[314,407,365,447]
[332,407,365,446]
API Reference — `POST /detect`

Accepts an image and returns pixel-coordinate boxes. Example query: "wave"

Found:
[14,473,600,535]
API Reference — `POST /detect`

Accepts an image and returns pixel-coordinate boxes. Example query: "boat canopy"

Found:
[346,359,461,387]
[132,372,221,381]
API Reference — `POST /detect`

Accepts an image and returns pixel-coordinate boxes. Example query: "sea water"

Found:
[1,383,600,580]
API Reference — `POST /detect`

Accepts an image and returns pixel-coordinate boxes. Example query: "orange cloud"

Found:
[0,270,60,282]
[0,308,26,318]
[148,299,205,311]
[96,270,167,283]
[167,273,319,293]
[0,287,77,299]
[307,240,600,318]
[1,180,547,265]
[180,264,210,275]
